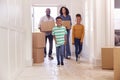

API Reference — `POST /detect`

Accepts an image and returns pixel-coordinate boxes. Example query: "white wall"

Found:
[0,0,32,80]
[86,0,114,65]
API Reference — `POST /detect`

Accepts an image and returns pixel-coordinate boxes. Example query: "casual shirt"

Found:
[52,26,67,47]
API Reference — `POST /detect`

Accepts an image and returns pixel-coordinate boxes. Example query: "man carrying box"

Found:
[38,8,54,60]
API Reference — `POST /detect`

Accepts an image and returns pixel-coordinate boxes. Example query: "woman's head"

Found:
[60,6,69,15]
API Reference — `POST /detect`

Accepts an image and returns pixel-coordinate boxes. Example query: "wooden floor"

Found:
[16,55,113,80]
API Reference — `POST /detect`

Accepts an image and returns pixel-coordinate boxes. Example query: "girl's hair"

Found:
[60,6,69,15]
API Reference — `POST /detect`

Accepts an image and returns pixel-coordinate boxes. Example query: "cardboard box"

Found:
[101,47,114,69]
[62,21,71,29]
[33,48,44,63]
[114,47,120,80]
[32,32,45,48]
[40,21,55,31]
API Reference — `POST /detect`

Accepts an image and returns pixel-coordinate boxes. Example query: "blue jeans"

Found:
[64,29,71,57]
[56,45,64,63]
[44,34,53,57]
[74,38,83,61]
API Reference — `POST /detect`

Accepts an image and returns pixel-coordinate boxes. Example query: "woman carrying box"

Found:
[59,6,72,59]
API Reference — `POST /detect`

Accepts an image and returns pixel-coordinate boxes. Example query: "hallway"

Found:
[0,0,118,80]
[16,56,113,80]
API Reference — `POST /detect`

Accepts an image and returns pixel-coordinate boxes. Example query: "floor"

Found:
[16,55,114,80]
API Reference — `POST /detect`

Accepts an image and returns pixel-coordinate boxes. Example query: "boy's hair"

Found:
[76,14,81,18]
[56,16,62,20]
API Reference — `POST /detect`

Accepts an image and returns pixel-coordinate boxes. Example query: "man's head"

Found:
[76,14,82,24]
[56,16,62,27]
[46,8,51,16]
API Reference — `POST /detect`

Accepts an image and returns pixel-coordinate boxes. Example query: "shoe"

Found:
[44,54,46,58]
[49,56,54,60]
[78,54,80,61]
[78,54,80,59]
[67,56,71,59]
[61,62,64,65]
[66,56,71,59]
[76,60,80,64]
[76,57,80,64]
[57,63,60,65]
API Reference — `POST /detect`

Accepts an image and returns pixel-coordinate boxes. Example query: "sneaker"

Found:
[68,56,71,59]
[44,54,46,58]
[49,56,54,60]
[61,62,64,65]
[78,54,80,60]
[77,55,80,64]
[57,62,60,65]
[76,60,80,64]
[66,56,71,59]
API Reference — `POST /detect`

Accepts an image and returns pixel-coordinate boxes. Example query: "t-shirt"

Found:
[52,26,67,47]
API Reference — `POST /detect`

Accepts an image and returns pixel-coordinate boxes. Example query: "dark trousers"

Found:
[44,34,53,57]
[74,38,83,61]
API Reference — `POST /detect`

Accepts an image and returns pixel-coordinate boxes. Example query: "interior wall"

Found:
[88,0,114,65]
[0,0,32,80]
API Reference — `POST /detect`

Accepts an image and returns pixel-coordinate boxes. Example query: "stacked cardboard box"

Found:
[40,21,55,32]
[62,21,71,29]
[114,47,120,80]
[101,47,114,69]
[32,32,45,63]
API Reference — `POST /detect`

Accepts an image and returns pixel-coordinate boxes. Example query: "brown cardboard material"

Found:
[33,48,44,63]
[62,21,71,29]
[101,47,113,69]
[32,32,45,48]
[40,21,55,31]
[114,47,120,80]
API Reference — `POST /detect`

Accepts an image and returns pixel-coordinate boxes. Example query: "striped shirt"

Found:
[52,26,67,47]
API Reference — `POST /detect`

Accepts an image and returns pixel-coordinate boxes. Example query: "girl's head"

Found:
[60,6,69,15]
[56,16,62,27]
[76,14,82,24]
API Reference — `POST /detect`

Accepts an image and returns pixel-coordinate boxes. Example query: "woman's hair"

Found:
[60,6,69,15]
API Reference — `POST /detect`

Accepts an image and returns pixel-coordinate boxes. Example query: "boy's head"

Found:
[56,16,62,27]
[76,14,82,24]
